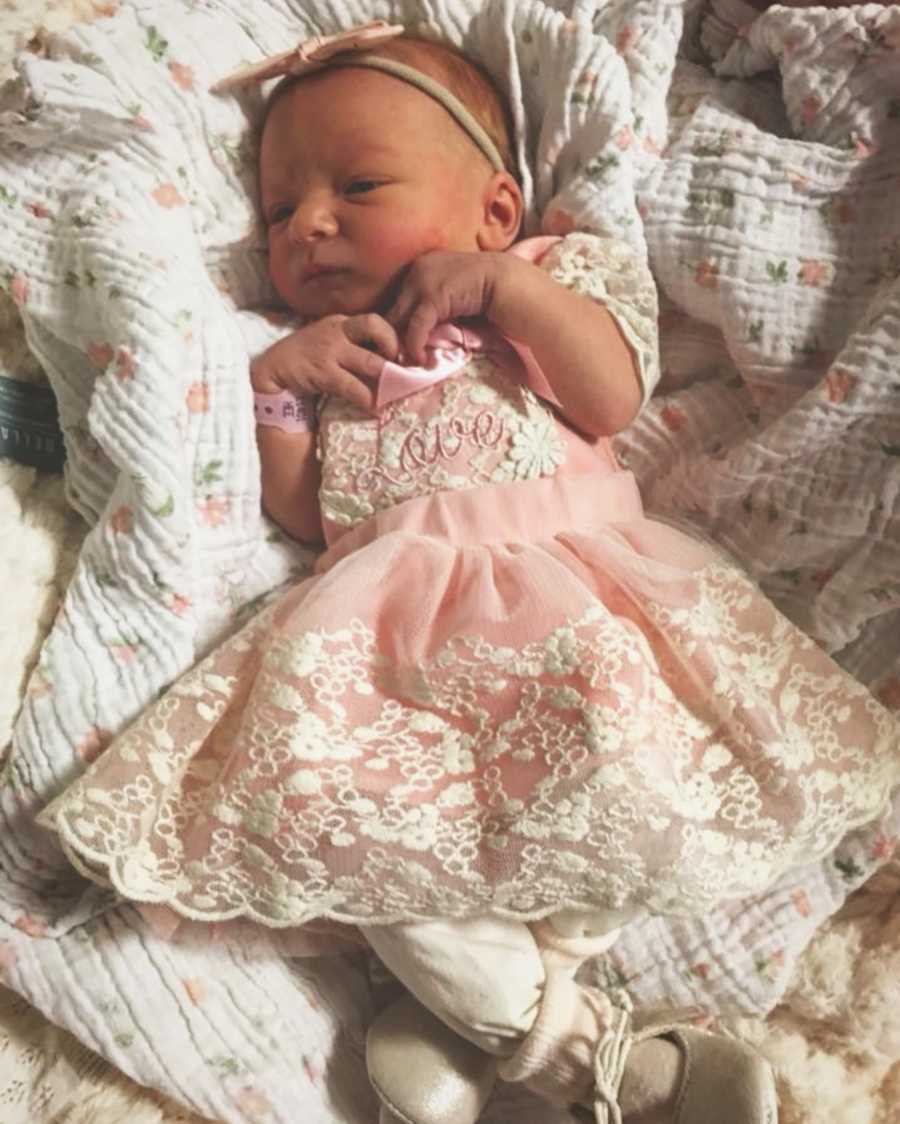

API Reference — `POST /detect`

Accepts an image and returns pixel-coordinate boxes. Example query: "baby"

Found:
[39,22,900,1124]
[249,31,641,546]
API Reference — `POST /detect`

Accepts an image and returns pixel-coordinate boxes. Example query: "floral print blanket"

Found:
[0,0,898,1120]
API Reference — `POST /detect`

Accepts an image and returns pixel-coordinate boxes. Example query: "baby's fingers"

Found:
[402,301,441,367]
[344,343,389,386]
[344,313,400,363]
[383,285,418,346]
[326,364,377,413]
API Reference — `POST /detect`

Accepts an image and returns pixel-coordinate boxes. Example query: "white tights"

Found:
[361,906,643,1058]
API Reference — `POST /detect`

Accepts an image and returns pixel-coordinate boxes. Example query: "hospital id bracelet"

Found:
[253,389,317,433]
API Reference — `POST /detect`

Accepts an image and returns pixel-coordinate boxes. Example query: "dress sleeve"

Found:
[536,233,660,407]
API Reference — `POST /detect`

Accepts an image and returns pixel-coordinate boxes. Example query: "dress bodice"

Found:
[317,352,624,543]
[316,233,661,545]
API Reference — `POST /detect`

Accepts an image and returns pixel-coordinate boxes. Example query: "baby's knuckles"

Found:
[397,252,510,334]
[249,348,287,395]
[250,316,349,394]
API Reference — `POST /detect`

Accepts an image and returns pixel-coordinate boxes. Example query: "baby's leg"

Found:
[363,908,638,1053]
[363,912,773,1124]
[362,908,668,1111]
[363,915,544,1056]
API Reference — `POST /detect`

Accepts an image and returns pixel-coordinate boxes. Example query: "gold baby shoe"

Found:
[366,992,498,1124]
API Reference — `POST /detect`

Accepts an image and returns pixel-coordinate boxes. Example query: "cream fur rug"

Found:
[0,2,898,1121]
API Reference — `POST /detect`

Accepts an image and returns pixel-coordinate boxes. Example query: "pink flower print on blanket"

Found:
[182,977,208,1005]
[109,505,133,534]
[798,259,829,287]
[186,381,210,413]
[694,259,719,288]
[115,347,137,381]
[25,200,53,220]
[616,24,638,54]
[661,404,688,432]
[76,726,113,765]
[170,593,192,617]
[801,95,822,126]
[169,61,195,90]
[110,642,139,665]
[87,341,114,370]
[152,182,186,208]
[197,496,229,527]
[233,1086,276,1123]
[823,368,857,405]
[614,127,634,151]
[14,914,48,938]
[9,274,29,307]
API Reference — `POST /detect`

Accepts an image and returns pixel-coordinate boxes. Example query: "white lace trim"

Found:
[40,561,900,929]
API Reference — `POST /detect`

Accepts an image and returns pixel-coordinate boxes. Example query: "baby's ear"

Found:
[477,171,524,251]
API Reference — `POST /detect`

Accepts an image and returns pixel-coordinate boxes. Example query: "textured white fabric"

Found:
[363,917,545,1055]
[0,0,899,1120]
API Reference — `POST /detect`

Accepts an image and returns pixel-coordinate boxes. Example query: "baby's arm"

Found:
[249,313,399,544]
[488,257,642,438]
[253,418,323,545]
[250,364,323,545]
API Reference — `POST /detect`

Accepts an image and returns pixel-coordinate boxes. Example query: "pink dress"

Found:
[38,235,900,932]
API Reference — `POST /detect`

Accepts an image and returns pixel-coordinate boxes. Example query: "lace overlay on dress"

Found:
[539,235,660,404]
[318,357,568,532]
[35,232,900,931]
[43,557,899,927]
[317,233,659,535]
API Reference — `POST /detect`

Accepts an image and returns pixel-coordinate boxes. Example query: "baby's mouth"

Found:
[300,264,346,283]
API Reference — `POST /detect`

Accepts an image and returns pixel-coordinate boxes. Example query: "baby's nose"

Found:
[288,198,339,243]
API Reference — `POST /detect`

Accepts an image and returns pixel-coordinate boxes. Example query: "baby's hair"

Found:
[367,37,517,178]
[263,34,518,180]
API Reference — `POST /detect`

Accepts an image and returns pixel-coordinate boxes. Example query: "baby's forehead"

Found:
[265,66,461,149]
[261,122,424,182]
[258,66,489,191]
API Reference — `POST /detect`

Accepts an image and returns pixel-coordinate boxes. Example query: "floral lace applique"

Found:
[41,561,900,927]
[540,234,660,403]
[317,233,658,533]
[318,358,562,531]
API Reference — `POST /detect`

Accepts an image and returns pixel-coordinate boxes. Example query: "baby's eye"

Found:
[267,204,294,226]
[345,180,380,196]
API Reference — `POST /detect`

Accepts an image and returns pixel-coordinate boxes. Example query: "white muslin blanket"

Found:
[0,0,899,1119]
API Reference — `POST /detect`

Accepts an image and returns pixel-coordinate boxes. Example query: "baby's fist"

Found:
[250,313,400,413]
[385,251,510,366]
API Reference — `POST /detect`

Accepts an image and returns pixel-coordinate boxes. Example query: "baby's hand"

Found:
[384,251,511,366]
[250,313,400,413]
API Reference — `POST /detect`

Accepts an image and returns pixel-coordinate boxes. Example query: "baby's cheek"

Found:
[420,223,452,252]
[268,254,296,306]
[374,223,450,266]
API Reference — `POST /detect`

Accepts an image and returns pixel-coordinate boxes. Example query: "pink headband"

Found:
[211,21,507,173]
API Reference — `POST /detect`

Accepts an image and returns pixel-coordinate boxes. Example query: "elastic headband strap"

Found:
[332,55,507,174]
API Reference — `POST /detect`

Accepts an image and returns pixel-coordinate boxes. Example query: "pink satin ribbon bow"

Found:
[375,321,561,411]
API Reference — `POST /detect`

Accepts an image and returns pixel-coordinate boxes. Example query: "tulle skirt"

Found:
[38,470,900,930]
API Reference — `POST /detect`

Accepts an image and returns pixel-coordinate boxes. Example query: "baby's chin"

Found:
[281,274,391,320]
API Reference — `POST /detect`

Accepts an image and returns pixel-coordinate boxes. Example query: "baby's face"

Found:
[260,67,496,318]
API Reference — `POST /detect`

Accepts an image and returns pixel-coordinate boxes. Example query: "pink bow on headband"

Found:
[211,20,405,93]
